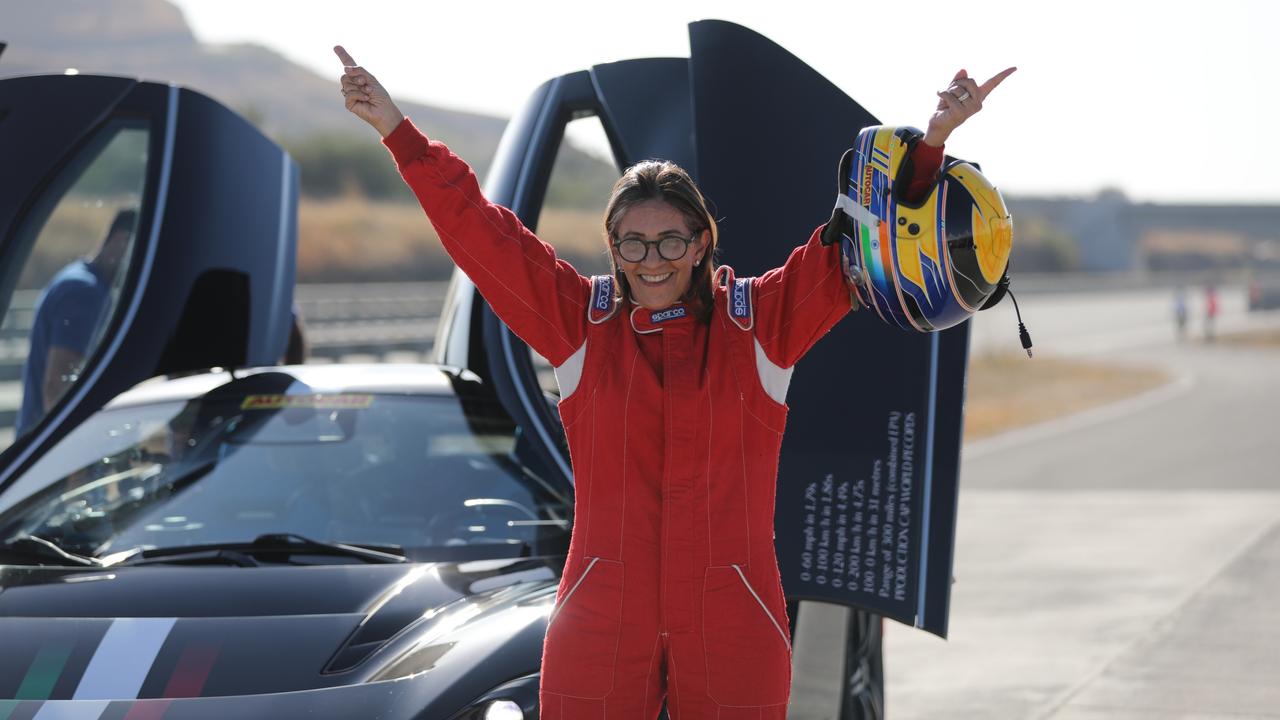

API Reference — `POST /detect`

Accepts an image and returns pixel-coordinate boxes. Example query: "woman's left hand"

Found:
[923,67,1017,147]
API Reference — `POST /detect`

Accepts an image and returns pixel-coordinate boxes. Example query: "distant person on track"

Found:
[16,208,135,436]
[1205,283,1219,342]
[335,44,1013,718]
[1173,285,1189,342]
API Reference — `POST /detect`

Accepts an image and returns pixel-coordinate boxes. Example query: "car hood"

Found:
[0,559,558,713]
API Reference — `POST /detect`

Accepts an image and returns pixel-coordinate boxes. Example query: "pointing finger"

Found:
[979,66,1017,99]
[334,45,357,68]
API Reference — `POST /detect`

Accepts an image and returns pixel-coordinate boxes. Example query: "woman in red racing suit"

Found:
[336,46,1013,719]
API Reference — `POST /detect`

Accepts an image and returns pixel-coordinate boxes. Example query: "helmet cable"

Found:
[1005,287,1034,358]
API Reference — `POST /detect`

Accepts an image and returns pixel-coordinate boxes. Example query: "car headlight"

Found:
[453,673,538,720]
[483,700,523,720]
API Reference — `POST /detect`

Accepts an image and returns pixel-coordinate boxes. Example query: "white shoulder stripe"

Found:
[553,341,588,400]
[753,337,794,405]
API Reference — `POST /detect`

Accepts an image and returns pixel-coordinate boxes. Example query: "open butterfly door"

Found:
[0,75,297,498]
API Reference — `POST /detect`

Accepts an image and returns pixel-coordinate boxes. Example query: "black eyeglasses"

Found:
[612,234,695,263]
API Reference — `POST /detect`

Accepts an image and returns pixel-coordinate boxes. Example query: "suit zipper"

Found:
[549,556,599,627]
[731,564,792,651]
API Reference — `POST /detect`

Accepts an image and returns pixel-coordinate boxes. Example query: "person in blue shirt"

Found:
[16,209,134,436]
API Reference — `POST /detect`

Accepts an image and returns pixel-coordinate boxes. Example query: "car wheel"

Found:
[842,609,884,720]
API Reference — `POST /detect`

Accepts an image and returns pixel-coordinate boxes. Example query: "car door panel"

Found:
[0,76,297,498]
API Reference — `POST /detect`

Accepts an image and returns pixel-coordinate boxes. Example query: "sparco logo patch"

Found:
[732,278,750,318]
[650,306,687,323]
[594,277,613,310]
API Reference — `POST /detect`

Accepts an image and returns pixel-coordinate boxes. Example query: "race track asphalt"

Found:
[873,311,1280,718]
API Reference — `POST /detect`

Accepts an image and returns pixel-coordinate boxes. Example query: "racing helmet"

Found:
[831,125,1013,332]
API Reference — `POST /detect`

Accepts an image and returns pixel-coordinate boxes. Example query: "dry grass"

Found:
[1214,326,1280,349]
[297,196,447,280]
[297,196,607,281]
[28,196,617,283]
[964,353,1171,441]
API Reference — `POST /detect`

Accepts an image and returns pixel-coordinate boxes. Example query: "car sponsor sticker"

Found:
[241,394,374,410]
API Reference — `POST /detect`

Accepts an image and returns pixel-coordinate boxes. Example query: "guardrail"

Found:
[0,290,38,383]
[294,281,448,359]
[0,280,452,367]
[0,281,451,432]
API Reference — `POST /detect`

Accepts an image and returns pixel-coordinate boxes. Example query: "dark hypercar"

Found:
[1,20,983,719]
[0,365,568,718]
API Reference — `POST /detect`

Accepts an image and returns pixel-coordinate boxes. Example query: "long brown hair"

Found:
[603,160,719,323]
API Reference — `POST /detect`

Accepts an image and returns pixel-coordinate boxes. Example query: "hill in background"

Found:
[0,0,616,191]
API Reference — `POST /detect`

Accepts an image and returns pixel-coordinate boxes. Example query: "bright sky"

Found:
[169,0,1278,204]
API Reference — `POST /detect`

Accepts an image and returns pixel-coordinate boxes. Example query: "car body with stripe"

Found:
[0,68,559,720]
[0,363,566,719]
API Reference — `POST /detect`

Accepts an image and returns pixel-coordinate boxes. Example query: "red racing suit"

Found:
[383,118,941,719]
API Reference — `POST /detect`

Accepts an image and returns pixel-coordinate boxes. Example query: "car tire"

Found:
[842,609,885,720]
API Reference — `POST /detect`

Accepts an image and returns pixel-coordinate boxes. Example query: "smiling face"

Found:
[612,199,708,311]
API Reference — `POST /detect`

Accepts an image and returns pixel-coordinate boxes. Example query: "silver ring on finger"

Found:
[954,90,971,102]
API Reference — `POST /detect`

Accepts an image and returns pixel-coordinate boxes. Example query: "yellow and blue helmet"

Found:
[827,125,1013,332]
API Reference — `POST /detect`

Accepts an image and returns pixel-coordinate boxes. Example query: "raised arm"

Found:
[335,46,590,366]
[755,66,1016,368]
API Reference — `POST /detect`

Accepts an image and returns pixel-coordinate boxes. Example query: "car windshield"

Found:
[0,373,571,562]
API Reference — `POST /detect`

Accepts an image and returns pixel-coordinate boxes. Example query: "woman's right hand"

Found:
[334,46,405,138]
